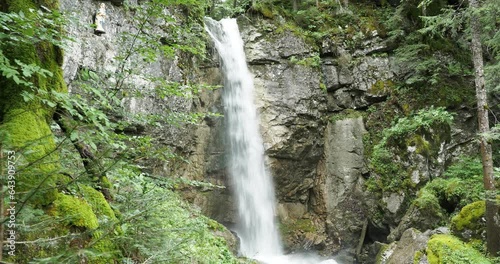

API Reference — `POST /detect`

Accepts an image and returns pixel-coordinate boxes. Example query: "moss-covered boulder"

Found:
[53,193,99,229]
[425,234,491,264]
[450,201,486,241]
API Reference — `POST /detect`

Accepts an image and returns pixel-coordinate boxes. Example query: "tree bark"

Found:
[469,0,500,256]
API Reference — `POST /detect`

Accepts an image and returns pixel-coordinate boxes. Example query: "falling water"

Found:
[205,17,339,264]
[205,17,283,259]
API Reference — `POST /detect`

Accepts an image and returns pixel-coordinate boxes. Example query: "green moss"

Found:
[79,185,120,262]
[0,0,67,207]
[206,218,225,231]
[451,201,485,232]
[366,107,453,193]
[3,108,60,205]
[430,177,483,208]
[412,176,484,222]
[100,176,112,189]
[288,53,321,68]
[413,250,424,264]
[426,234,491,264]
[375,243,396,264]
[80,185,116,220]
[414,188,444,217]
[280,218,316,237]
[406,134,431,156]
[252,2,275,18]
[369,80,395,96]
[53,193,99,229]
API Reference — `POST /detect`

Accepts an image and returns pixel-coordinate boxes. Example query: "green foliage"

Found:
[412,187,446,220]
[413,175,484,214]
[0,8,68,88]
[443,157,484,179]
[211,0,253,19]
[0,1,69,212]
[251,0,278,18]
[414,0,500,96]
[249,0,392,48]
[367,107,453,192]
[426,234,492,264]
[289,54,321,67]
[384,0,476,109]
[369,79,395,95]
[110,168,238,263]
[381,107,453,145]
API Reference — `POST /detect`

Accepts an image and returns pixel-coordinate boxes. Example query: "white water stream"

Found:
[205,18,338,264]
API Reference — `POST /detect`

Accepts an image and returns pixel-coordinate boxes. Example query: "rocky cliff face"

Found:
[59,2,479,262]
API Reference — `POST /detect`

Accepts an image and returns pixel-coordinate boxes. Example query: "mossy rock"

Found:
[2,108,62,205]
[426,234,491,264]
[451,201,485,233]
[280,218,317,236]
[80,184,116,220]
[329,109,365,123]
[413,188,445,219]
[369,80,395,96]
[53,193,99,229]
[79,185,121,262]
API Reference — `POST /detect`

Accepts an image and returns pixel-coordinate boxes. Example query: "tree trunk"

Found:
[469,0,500,256]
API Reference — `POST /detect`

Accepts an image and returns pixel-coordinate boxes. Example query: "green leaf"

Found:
[70,131,79,141]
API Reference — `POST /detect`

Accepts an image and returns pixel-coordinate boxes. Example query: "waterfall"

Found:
[204,17,339,264]
[205,17,283,259]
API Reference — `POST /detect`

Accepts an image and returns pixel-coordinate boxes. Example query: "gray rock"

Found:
[322,64,340,91]
[326,56,395,110]
[240,19,311,63]
[384,228,429,264]
[387,203,446,243]
[321,117,368,251]
[353,37,390,57]
[383,193,405,214]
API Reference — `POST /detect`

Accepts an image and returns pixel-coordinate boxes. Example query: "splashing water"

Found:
[205,17,338,264]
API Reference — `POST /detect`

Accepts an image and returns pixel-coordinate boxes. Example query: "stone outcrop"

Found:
[318,117,368,252]
[377,228,430,264]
